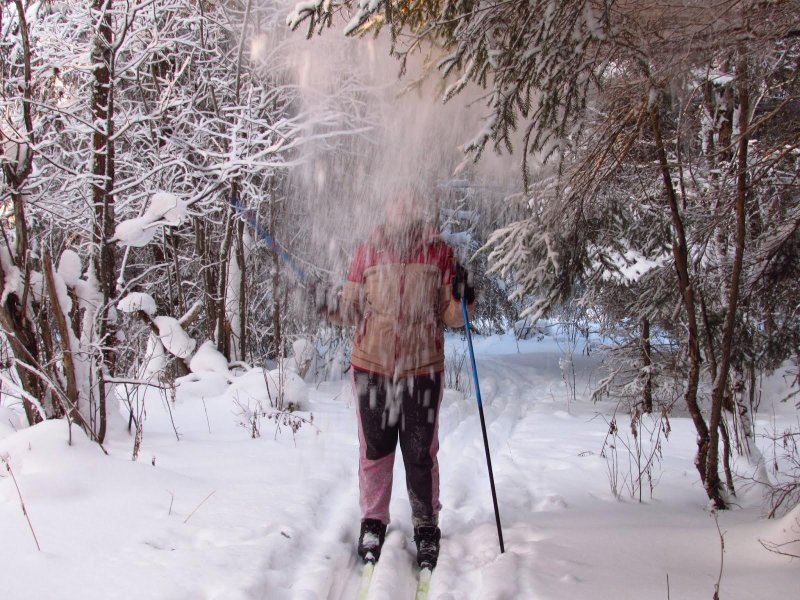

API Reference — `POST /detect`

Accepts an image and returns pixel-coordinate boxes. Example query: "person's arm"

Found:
[439,247,475,329]
[325,245,366,326]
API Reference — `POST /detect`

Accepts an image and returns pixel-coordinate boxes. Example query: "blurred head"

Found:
[380,181,435,257]
[383,181,432,229]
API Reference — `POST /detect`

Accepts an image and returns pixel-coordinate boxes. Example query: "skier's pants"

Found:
[353,368,443,527]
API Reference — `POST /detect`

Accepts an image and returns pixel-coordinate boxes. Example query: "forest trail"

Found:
[252,342,795,600]
[1,338,796,600]
[245,345,589,600]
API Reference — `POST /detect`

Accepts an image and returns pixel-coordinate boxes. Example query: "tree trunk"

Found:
[0,1,42,425]
[236,219,247,362]
[194,217,218,341]
[214,201,235,359]
[705,55,750,507]
[650,107,720,504]
[171,232,186,316]
[0,297,44,425]
[271,250,282,361]
[90,0,118,443]
[42,252,79,413]
[270,191,282,361]
[699,291,719,383]
[640,317,653,413]
[719,419,736,496]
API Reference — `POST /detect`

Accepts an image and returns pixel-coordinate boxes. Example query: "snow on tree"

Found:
[153,316,196,360]
[117,293,158,317]
[113,193,188,247]
[0,0,352,447]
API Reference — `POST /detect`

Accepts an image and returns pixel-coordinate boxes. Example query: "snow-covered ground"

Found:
[1,333,798,600]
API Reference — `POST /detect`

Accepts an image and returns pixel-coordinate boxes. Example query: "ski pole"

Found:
[461,297,505,554]
[227,196,310,285]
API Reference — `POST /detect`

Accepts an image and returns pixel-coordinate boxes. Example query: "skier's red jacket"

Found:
[333,225,472,378]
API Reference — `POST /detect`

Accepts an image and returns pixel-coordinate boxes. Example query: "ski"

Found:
[355,561,375,600]
[414,567,432,600]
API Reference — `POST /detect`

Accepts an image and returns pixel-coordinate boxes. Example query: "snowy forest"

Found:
[1,1,799,599]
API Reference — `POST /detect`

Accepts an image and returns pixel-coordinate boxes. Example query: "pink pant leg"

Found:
[358,446,395,523]
[354,370,396,524]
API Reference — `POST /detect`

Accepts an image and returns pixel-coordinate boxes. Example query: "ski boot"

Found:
[414,526,441,569]
[358,519,387,564]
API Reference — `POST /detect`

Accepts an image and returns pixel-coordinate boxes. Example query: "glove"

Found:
[452,263,475,304]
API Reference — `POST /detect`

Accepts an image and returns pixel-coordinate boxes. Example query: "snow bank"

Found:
[174,371,231,402]
[291,338,315,376]
[189,341,230,375]
[0,406,23,441]
[0,419,97,482]
[761,504,800,558]
[172,345,309,418]
[223,366,309,412]
[272,367,310,410]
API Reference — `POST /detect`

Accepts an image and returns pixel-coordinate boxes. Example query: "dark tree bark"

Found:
[706,54,750,506]
[640,316,653,413]
[214,201,235,360]
[236,218,247,362]
[194,217,218,341]
[42,252,79,412]
[0,1,42,425]
[650,107,723,506]
[270,190,282,361]
[90,0,118,443]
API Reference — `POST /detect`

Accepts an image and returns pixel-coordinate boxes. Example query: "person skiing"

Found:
[314,185,475,569]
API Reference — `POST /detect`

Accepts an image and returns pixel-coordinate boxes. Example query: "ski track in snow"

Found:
[263,350,580,600]
[275,451,361,600]
[429,354,550,600]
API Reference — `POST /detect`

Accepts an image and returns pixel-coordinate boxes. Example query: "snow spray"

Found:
[249,1,521,281]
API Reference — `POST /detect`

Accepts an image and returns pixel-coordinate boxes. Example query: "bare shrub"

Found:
[600,403,672,501]
[763,422,800,519]
[444,345,472,397]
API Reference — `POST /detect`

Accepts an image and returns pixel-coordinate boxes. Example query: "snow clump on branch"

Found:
[116,292,157,316]
[0,247,22,305]
[113,192,188,247]
[153,316,196,359]
[57,250,83,287]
